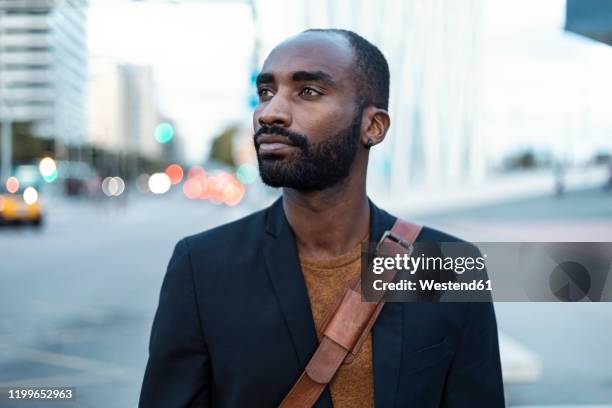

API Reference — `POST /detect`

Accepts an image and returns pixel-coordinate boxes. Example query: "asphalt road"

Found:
[0,190,259,408]
[0,186,611,407]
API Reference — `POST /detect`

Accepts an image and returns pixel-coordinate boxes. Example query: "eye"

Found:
[300,86,322,98]
[257,88,274,100]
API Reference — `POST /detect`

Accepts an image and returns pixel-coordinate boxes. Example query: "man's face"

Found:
[253,32,363,191]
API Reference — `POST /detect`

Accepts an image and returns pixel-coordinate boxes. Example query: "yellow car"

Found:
[0,187,43,226]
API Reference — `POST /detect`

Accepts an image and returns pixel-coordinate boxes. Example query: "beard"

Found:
[253,106,363,191]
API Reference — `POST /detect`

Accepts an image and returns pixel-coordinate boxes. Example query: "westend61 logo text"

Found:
[372,253,487,275]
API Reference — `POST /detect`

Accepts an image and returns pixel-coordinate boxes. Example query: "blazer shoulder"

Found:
[181,205,268,253]
[417,225,465,243]
[416,225,484,261]
[370,202,466,244]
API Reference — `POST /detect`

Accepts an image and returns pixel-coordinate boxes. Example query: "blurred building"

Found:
[88,59,121,154]
[0,0,88,150]
[118,64,160,161]
[565,0,612,46]
[88,60,161,162]
[254,0,484,200]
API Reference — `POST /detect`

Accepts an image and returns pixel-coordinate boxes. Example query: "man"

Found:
[140,29,505,407]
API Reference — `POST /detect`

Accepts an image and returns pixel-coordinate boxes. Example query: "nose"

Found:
[256,94,292,128]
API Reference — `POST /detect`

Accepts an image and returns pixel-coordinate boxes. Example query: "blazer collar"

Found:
[264,196,396,242]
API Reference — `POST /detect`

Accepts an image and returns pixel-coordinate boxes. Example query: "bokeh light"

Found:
[39,157,57,177]
[222,183,244,206]
[43,170,58,183]
[182,177,202,199]
[236,163,258,185]
[101,176,125,197]
[197,178,209,199]
[206,174,224,203]
[148,173,171,194]
[23,187,38,205]
[136,174,150,193]
[6,177,19,193]
[194,171,245,206]
[101,177,112,196]
[165,164,184,185]
[188,165,206,179]
[112,177,125,196]
[154,122,174,144]
[181,169,245,205]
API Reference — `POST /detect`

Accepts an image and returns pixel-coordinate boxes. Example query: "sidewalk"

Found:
[376,164,610,217]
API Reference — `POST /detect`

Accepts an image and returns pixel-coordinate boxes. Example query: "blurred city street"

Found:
[0,186,611,407]
[0,189,266,408]
[1,0,612,406]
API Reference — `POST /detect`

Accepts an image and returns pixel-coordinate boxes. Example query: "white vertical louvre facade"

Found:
[255,0,484,200]
[0,0,88,147]
[118,64,160,161]
[89,61,161,161]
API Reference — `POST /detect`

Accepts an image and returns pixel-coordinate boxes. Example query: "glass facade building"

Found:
[0,0,88,150]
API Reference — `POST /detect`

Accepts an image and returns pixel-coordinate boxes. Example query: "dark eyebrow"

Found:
[291,70,337,87]
[255,70,338,88]
[256,72,274,86]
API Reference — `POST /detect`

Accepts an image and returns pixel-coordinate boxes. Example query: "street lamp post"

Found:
[0,9,13,184]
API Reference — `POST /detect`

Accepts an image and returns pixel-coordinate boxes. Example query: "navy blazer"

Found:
[140,198,505,407]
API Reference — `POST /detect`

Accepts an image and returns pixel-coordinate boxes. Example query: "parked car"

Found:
[0,165,43,226]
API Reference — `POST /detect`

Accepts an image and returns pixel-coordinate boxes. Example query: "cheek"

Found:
[294,105,351,142]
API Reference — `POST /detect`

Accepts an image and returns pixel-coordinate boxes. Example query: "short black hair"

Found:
[303,28,390,110]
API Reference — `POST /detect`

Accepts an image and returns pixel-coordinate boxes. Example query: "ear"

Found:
[361,106,390,148]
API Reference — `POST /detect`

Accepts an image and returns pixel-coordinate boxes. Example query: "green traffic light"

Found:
[155,123,174,144]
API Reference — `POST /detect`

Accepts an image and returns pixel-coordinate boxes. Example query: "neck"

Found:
[282,176,370,260]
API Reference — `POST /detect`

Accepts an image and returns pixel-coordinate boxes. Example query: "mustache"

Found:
[254,125,308,149]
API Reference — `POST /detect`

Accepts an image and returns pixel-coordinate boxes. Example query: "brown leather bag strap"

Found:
[279,219,422,408]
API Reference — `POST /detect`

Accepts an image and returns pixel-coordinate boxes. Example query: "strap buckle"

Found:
[376,230,414,254]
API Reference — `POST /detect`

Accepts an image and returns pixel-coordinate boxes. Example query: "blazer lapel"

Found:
[369,200,404,407]
[262,198,319,368]
[262,198,334,408]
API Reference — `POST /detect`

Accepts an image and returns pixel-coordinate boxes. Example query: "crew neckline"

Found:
[299,232,370,270]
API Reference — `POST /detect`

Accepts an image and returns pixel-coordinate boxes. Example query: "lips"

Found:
[256,134,297,154]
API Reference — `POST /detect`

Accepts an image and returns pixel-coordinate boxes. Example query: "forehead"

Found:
[261,32,354,83]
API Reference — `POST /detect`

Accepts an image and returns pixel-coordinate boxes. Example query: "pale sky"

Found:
[87,0,612,165]
[480,0,612,164]
[87,0,255,163]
